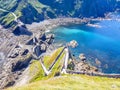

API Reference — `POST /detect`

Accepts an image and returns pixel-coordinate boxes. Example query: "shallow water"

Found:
[50,19,120,74]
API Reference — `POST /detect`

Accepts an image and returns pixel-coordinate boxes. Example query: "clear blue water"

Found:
[50,19,120,74]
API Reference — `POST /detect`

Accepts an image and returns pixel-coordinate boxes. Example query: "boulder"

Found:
[33,45,41,57]
[33,43,47,57]
[37,33,46,41]
[68,40,78,48]
[9,49,20,58]
[13,25,32,36]
[95,58,101,66]
[21,49,29,56]
[40,43,47,52]
[45,34,54,44]
[79,53,86,61]
[46,34,54,39]
[46,38,53,44]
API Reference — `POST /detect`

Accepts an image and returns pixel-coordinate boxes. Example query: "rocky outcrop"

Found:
[79,53,86,62]
[0,24,55,89]
[13,25,32,36]
[33,44,47,58]
[68,53,99,74]
[68,40,78,48]
[45,34,54,44]
[74,62,99,74]
[31,33,54,58]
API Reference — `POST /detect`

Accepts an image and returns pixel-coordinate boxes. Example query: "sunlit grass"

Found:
[29,47,65,82]
[29,60,45,82]
[7,74,120,90]
[43,47,64,69]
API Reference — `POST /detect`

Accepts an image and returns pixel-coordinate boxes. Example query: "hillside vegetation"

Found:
[6,47,120,90]
[7,74,120,90]
[0,0,119,27]
[29,47,65,82]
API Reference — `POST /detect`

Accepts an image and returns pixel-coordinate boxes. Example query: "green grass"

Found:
[7,74,120,90]
[6,47,120,90]
[1,13,14,25]
[29,47,65,82]
[28,0,47,13]
[29,60,45,82]
[46,50,65,79]
[0,0,51,27]
[43,47,64,69]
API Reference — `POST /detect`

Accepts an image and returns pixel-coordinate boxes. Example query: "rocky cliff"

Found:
[0,0,119,27]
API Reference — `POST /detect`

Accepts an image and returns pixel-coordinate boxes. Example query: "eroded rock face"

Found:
[68,53,99,74]
[0,26,55,89]
[33,45,42,57]
[37,33,46,41]
[31,33,54,58]
[13,25,32,36]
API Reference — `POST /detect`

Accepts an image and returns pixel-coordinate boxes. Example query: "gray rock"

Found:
[68,40,78,48]
[33,45,41,57]
[9,49,20,58]
[46,38,54,44]
[40,43,47,52]
[46,34,54,39]
[37,33,46,40]
[79,53,86,61]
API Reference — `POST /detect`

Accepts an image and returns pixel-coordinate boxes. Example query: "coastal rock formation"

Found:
[68,40,78,48]
[79,53,86,62]
[33,43,47,58]
[0,24,55,89]
[74,61,99,74]
[31,33,54,58]
[45,34,54,44]
[67,53,99,74]
[13,25,32,36]
[33,45,41,58]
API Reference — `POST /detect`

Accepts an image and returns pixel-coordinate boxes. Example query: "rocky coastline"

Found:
[26,18,89,33]
[0,17,120,89]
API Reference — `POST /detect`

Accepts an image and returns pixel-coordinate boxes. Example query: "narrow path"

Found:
[0,8,25,26]
[66,70,120,78]
[39,59,50,75]
[11,12,17,22]
[48,47,66,71]
[62,47,69,73]
[64,47,69,69]
[40,47,66,76]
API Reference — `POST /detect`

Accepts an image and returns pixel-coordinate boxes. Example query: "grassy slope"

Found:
[29,60,45,82]
[43,47,64,69]
[0,0,17,10]
[7,74,120,90]
[7,47,120,90]
[0,0,49,27]
[29,47,65,82]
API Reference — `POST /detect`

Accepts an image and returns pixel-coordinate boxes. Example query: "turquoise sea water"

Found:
[50,19,120,74]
